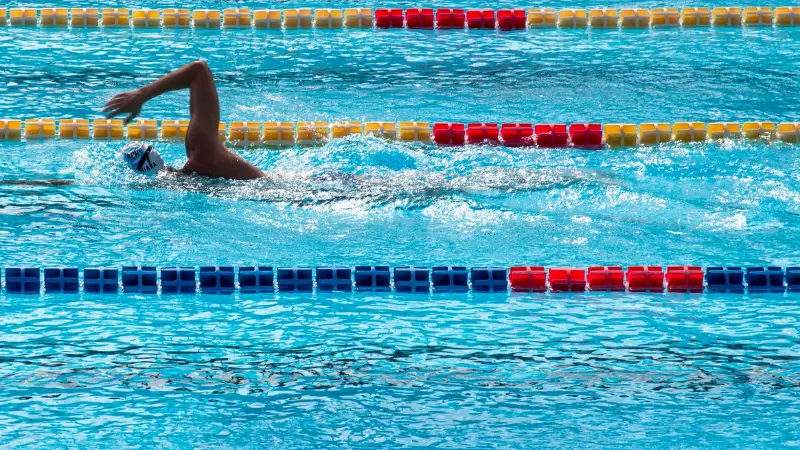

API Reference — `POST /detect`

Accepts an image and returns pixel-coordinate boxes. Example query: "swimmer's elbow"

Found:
[189,60,212,79]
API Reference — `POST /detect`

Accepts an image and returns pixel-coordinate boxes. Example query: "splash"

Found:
[67,136,621,209]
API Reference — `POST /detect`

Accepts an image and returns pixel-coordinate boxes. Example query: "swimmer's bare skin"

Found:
[103,60,264,181]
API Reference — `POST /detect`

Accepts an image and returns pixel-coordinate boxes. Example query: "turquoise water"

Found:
[1,292,798,448]
[2,6,800,449]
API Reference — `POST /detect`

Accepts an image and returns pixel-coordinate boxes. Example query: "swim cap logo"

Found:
[124,148,141,162]
[122,143,165,176]
[136,148,157,172]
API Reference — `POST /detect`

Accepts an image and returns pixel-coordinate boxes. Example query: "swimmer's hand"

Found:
[102,89,148,125]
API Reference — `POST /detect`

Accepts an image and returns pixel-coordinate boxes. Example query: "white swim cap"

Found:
[122,142,165,176]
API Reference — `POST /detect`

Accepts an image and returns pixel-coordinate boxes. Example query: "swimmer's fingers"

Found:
[102,93,128,112]
[104,103,138,122]
[102,91,146,123]
[123,109,140,125]
[102,92,139,114]
[104,107,124,120]
[101,100,123,113]
[102,102,127,119]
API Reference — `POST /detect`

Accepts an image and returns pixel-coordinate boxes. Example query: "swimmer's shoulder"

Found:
[182,153,264,181]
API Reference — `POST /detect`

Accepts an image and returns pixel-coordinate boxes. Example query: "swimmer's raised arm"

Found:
[104,60,263,180]
[102,60,215,126]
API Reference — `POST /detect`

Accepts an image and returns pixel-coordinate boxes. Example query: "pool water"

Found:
[1,292,798,448]
[2,4,800,448]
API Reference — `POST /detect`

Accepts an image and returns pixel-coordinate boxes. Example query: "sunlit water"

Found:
[1,6,800,449]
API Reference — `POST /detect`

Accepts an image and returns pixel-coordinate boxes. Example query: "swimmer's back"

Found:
[183,132,263,180]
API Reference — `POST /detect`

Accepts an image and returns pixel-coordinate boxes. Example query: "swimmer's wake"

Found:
[134,167,620,208]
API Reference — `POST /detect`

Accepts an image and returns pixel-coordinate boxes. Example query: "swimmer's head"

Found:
[121,142,165,176]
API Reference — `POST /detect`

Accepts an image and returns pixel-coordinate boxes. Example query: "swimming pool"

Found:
[2,4,800,448]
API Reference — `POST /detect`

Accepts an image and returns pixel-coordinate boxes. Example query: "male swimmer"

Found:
[6,61,619,194]
[104,60,264,180]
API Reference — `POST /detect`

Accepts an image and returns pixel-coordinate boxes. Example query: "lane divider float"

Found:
[3,265,798,294]
[1,7,799,31]
[2,119,799,147]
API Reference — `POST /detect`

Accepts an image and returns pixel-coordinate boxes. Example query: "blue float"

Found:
[239,266,274,293]
[470,267,508,292]
[432,266,469,292]
[43,267,80,293]
[161,267,196,294]
[4,264,800,295]
[317,267,353,292]
[199,266,235,294]
[787,267,800,292]
[84,268,119,293]
[394,266,430,293]
[277,267,313,292]
[354,265,391,291]
[122,266,158,294]
[746,267,785,293]
[705,267,744,293]
[5,267,41,294]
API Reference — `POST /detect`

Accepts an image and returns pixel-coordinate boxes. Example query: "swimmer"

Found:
[103,60,264,180]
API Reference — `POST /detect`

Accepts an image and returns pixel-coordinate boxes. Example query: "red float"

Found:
[587,266,625,291]
[467,123,499,144]
[626,266,664,292]
[509,266,547,292]
[497,9,526,30]
[433,123,465,146]
[501,123,534,147]
[405,8,434,29]
[569,123,603,150]
[549,268,587,292]
[665,266,704,293]
[534,124,569,148]
[466,10,495,29]
[375,9,404,28]
[436,9,465,29]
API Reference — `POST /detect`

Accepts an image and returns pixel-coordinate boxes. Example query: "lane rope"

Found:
[4,265,798,294]
[1,7,799,31]
[2,119,799,147]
